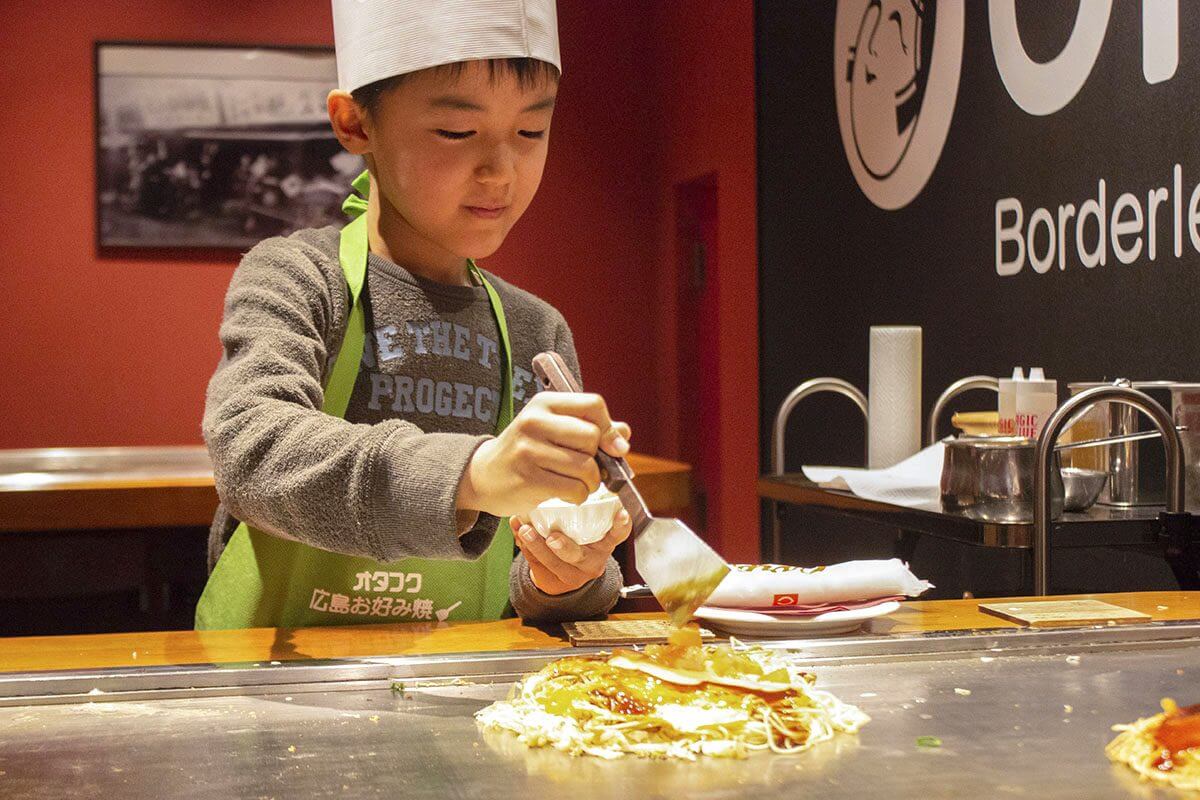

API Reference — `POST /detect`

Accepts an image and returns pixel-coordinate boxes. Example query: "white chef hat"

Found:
[332,0,561,94]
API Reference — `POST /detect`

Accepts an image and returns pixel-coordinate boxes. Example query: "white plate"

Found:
[694,600,901,638]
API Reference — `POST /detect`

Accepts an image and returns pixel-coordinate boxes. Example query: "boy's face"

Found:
[362,62,557,265]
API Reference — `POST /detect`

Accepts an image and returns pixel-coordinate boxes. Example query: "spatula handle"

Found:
[531,352,653,535]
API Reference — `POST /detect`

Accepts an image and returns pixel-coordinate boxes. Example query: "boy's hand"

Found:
[457,392,631,517]
[511,509,632,595]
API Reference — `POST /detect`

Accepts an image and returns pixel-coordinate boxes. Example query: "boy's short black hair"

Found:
[351,57,560,116]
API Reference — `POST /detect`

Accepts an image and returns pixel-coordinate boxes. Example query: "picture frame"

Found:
[94,41,363,250]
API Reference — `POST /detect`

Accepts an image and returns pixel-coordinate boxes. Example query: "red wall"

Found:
[645,3,760,563]
[0,1,759,559]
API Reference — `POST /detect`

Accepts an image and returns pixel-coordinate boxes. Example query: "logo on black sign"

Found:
[834,0,963,210]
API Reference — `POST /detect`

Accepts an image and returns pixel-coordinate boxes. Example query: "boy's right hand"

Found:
[456,392,631,517]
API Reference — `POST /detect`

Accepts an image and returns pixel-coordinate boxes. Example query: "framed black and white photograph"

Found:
[95,42,363,250]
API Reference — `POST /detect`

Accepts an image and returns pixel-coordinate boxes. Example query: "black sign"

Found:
[759,1,1200,475]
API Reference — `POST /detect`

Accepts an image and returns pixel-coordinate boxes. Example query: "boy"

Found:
[194,0,632,629]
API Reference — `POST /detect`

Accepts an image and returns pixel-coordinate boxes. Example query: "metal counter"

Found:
[1,624,1198,799]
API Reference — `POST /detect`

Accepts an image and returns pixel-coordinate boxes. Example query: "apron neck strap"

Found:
[337,169,371,304]
[342,170,371,219]
[468,261,515,429]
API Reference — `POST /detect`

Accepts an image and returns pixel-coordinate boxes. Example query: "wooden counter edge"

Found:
[0,451,692,532]
[0,591,1194,675]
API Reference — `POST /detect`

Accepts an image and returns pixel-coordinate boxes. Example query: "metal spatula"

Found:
[532,352,730,626]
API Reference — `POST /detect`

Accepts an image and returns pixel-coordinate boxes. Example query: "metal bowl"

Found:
[1060,467,1107,512]
[941,436,1064,523]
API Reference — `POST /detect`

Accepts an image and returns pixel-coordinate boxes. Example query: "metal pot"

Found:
[1063,380,1176,507]
[941,436,1064,523]
[1169,382,1200,513]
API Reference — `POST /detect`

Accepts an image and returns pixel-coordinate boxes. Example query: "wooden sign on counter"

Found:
[978,599,1152,628]
[562,620,717,647]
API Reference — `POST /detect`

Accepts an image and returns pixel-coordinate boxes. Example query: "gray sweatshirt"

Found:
[203,224,621,623]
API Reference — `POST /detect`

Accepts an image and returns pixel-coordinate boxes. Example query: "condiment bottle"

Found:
[998,367,1025,436]
[1015,368,1058,439]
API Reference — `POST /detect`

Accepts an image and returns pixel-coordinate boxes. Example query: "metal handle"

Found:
[769,378,868,563]
[1053,426,1187,453]
[1034,386,1185,595]
[771,379,869,475]
[927,376,1000,446]
[531,352,653,536]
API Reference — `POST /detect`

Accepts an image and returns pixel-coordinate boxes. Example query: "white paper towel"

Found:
[803,442,945,508]
[868,326,922,469]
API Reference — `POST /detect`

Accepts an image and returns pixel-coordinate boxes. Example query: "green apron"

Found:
[195,171,515,630]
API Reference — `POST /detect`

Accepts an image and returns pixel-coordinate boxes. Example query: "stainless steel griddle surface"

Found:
[0,630,1197,799]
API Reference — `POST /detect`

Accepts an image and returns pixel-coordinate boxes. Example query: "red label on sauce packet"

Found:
[748,596,904,616]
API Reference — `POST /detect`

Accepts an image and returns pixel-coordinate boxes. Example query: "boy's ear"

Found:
[327,90,371,156]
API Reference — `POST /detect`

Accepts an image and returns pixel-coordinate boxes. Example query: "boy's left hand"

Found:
[512,508,632,595]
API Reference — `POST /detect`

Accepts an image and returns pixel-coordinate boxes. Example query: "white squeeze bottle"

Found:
[998,368,1024,436]
[1015,368,1058,439]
